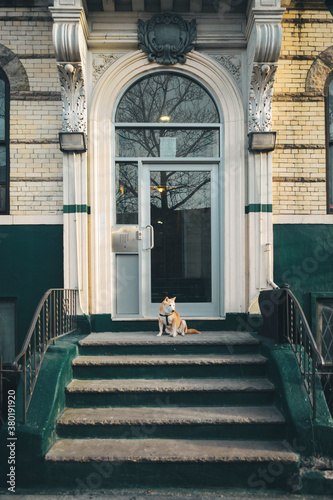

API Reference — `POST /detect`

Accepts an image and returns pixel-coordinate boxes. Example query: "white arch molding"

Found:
[88,50,246,317]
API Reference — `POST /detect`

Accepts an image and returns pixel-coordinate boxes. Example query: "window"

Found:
[114,72,222,225]
[115,71,221,158]
[0,299,16,364]
[0,69,9,214]
[326,76,333,213]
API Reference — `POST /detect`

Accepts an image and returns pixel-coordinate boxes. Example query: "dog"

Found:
[157,297,200,337]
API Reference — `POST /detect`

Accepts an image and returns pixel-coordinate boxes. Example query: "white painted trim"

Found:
[0,215,63,225]
[273,215,333,225]
[89,50,246,316]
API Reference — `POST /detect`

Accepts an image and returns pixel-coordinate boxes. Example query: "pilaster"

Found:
[246,0,285,308]
[50,0,89,315]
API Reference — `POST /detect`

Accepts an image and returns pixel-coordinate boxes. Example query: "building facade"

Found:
[0,0,333,365]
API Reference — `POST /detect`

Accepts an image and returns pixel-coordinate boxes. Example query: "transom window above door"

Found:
[115,72,222,158]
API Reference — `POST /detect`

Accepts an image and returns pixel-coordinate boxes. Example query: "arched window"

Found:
[327,76,333,213]
[115,71,221,158]
[0,69,9,214]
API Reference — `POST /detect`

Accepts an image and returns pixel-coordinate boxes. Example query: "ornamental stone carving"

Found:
[249,63,276,132]
[210,54,242,86]
[92,53,125,84]
[58,63,86,132]
[53,22,81,63]
[138,13,196,65]
[253,22,283,64]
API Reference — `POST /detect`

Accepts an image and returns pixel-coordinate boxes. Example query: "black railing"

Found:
[281,287,324,418]
[260,286,325,419]
[1,289,77,423]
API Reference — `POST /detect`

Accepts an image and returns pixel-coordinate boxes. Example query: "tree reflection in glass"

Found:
[116,72,219,124]
[115,72,221,159]
[150,171,212,303]
[115,162,138,224]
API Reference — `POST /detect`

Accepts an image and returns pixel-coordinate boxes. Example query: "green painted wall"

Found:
[273,224,333,337]
[0,225,63,355]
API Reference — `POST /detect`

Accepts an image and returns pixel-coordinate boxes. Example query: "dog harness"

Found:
[159,313,172,326]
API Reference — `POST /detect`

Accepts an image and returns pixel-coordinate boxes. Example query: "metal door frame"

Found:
[111,159,223,319]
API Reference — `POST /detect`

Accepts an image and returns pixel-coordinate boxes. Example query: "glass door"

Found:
[142,163,219,318]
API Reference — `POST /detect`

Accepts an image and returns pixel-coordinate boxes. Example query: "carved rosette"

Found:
[57,63,86,133]
[249,64,276,132]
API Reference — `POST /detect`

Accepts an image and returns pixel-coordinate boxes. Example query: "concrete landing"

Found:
[45,438,299,464]
[79,331,259,346]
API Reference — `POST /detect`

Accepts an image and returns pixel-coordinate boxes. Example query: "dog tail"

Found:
[186,329,200,334]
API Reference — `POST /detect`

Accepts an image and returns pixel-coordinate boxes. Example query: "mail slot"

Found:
[112,226,139,252]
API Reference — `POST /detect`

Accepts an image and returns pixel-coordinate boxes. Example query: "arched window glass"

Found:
[116,72,220,124]
[115,72,221,158]
[0,70,9,214]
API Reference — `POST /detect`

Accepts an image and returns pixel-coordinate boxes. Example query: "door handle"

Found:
[146,225,154,251]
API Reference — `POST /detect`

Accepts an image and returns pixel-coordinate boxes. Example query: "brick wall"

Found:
[272,8,332,215]
[0,7,63,215]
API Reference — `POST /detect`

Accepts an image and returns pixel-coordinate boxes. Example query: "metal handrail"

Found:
[9,289,77,422]
[281,286,325,419]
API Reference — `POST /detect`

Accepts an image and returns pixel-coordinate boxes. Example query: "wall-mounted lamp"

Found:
[248,132,276,153]
[59,132,87,153]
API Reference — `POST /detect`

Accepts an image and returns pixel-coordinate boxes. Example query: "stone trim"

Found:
[0,43,29,91]
[281,18,333,24]
[279,55,316,61]
[11,178,62,183]
[10,91,61,101]
[10,139,59,144]
[305,46,333,94]
[273,93,324,102]
[18,54,56,59]
[275,144,325,149]
[273,177,326,183]
[0,16,53,22]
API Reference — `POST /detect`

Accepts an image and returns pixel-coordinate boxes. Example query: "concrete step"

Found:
[72,353,268,379]
[57,405,287,440]
[78,331,260,356]
[65,378,276,407]
[45,438,299,489]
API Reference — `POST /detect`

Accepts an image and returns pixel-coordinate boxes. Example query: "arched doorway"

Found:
[112,71,222,318]
[89,51,245,320]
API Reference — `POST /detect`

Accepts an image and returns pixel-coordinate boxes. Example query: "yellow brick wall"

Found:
[272,8,332,215]
[0,7,63,215]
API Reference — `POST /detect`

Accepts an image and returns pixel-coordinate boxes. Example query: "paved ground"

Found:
[0,489,332,500]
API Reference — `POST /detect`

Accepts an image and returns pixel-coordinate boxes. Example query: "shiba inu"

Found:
[157,297,200,337]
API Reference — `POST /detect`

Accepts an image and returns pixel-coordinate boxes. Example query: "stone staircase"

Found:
[45,331,300,490]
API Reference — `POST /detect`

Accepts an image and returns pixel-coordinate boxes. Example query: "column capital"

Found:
[246,2,285,133]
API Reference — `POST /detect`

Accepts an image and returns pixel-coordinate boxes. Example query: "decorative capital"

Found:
[57,63,86,133]
[249,63,277,132]
[138,13,196,65]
